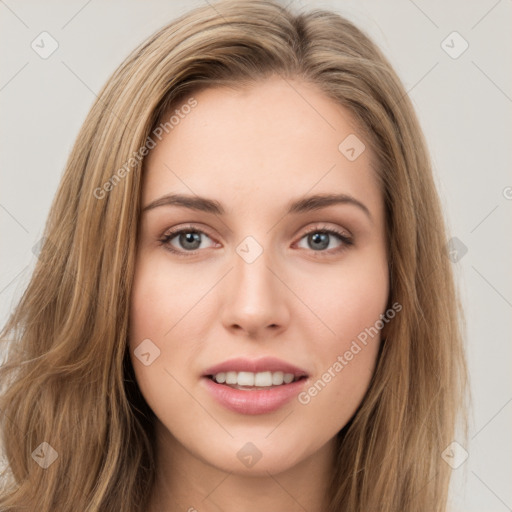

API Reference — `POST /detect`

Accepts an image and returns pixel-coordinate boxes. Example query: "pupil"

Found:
[180,232,201,250]
[310,232,329,250]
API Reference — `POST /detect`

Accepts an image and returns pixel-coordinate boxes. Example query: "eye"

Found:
[158,224,353,257]
[159,225,217,255]
[295,226,353,255]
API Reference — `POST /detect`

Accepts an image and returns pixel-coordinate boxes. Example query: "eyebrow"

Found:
[142,192,372,222]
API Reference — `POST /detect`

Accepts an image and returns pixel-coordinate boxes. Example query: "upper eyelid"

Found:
[161,223,352,246]
[300,224,352,237]
[162,224,216,240]
[162,222,350,236]
[160,225,353,260]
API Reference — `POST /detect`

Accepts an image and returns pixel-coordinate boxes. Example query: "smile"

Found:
[209,370,303,388]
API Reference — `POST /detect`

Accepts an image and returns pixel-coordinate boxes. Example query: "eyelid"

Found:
[159,222,353,256]
[161,223,216,240]
[299,223,352,239]
[292,223,354,256]
[159,224,219,256]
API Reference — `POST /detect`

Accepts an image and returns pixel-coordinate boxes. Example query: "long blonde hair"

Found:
[0,1,468,510]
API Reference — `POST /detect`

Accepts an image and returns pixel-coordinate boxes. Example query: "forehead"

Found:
[142,77,381,217]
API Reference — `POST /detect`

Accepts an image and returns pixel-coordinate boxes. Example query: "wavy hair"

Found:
[0,1,468,510]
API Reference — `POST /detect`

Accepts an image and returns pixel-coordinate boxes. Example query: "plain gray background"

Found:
[1,1,511,510]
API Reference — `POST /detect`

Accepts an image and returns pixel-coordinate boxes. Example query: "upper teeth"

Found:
[213,371,296,387]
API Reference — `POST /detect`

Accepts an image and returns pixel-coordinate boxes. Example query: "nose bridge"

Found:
[221,234,289,334]
[233,235,278,307]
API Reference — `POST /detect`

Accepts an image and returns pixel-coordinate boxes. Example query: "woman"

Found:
[0,1,468,510]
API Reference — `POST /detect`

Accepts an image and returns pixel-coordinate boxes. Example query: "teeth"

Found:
[225,371,237,384]
[238,371,255,386]
[212,371,299,387]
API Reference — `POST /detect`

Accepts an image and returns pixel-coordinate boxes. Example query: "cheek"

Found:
[129,271,167,342]
[305,248,389,349]
[296,251,388,421]
[129,255,200,341]
[128,258,196,425]
[128,254,181,367]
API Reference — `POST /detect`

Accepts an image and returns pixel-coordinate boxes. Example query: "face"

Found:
[129,76,389,476]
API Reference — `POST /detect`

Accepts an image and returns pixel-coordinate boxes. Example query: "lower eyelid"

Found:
[160,229,216,250]
[296,230,352,251]
[160,227,353,254]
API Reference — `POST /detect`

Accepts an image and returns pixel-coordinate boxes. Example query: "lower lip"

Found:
[202,376,308,415]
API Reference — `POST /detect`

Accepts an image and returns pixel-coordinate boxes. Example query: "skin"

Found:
[129,76,389,512]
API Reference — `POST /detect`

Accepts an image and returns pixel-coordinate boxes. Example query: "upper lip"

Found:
[203,357,309,378]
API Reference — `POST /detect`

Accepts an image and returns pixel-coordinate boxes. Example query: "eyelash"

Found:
[158,224,354,258]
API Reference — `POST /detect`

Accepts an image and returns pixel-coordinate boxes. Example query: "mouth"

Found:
[205,371,308,391]
[201,357,310,414]
[202,373,309,415]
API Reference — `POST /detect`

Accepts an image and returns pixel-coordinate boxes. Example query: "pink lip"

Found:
[202,376,308,415]
[202,356,309,378]
[201,356,309,415]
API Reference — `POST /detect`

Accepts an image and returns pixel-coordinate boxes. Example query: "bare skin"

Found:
[129,76,389,512]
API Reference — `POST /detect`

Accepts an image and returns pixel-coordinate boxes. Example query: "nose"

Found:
[221,245,290,338]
